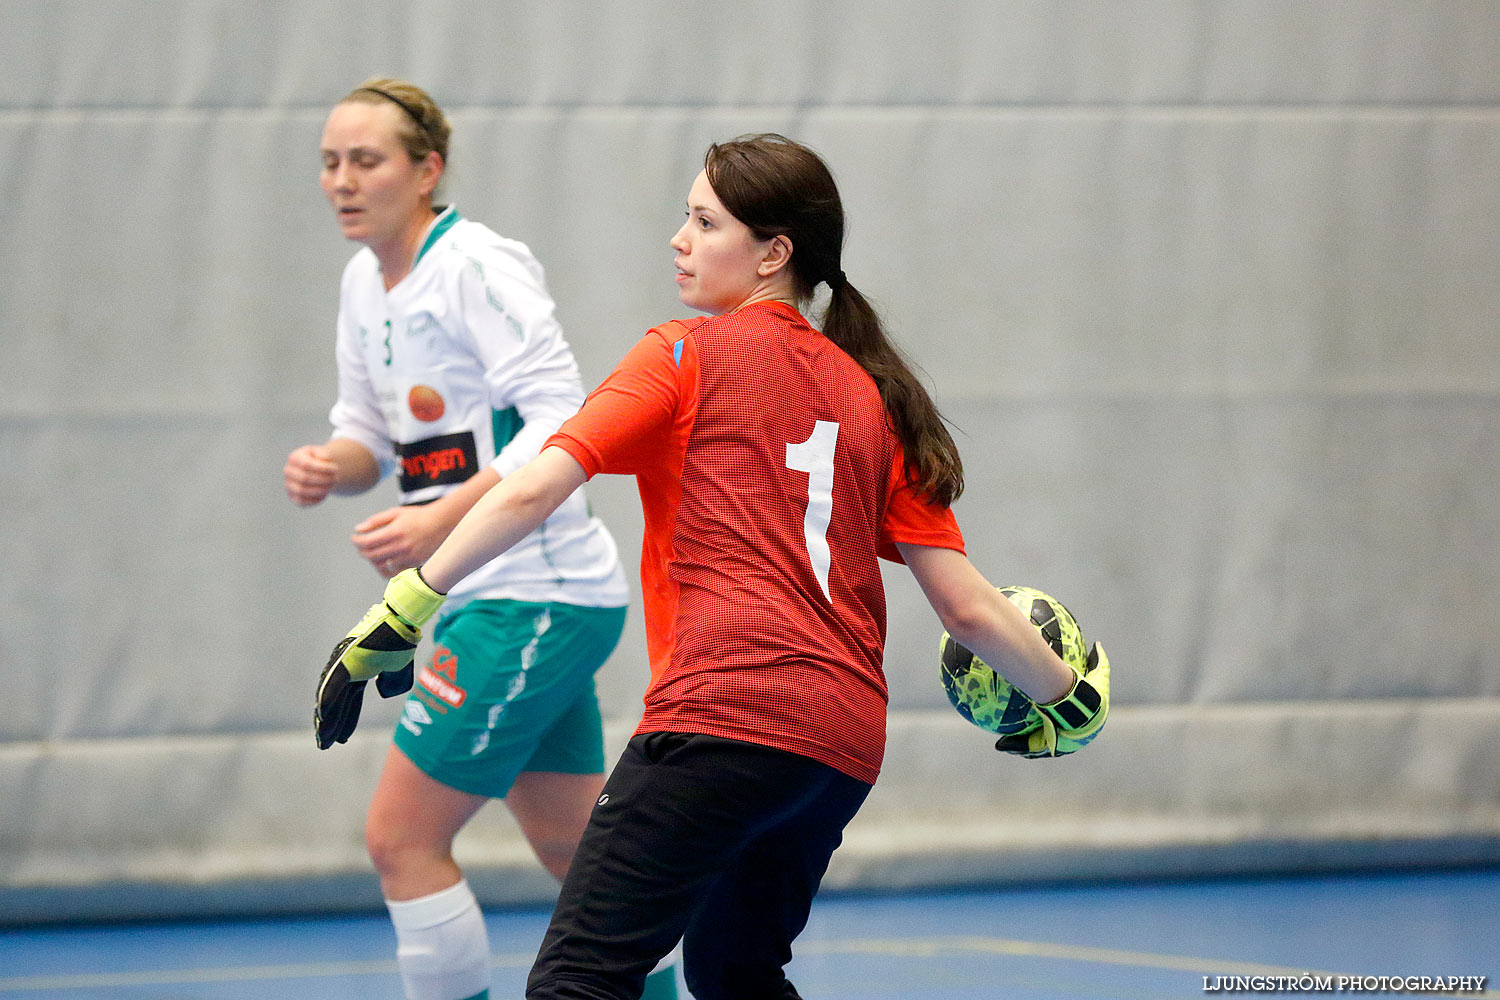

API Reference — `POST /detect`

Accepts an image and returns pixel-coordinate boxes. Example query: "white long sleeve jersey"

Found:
[328,207,628,610]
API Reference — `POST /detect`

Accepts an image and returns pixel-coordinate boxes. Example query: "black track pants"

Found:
[526,732,873,1000]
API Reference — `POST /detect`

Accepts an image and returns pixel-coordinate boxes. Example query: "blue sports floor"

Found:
[2,868,1495,999]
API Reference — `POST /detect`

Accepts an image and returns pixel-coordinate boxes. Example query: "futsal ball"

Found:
[939,586,1087,734]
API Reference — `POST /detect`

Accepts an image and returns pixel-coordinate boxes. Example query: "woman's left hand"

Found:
[351,505,447,577]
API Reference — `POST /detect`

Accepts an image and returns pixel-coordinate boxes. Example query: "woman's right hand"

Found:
[284,444,339,507]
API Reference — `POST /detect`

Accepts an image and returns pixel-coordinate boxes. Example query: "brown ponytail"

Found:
[705,134,964,506]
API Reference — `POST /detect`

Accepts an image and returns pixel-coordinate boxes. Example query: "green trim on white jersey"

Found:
[414,206,462,270]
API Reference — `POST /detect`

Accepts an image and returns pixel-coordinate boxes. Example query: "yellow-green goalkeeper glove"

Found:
[994,642,1110,759]
[315,568,446,750]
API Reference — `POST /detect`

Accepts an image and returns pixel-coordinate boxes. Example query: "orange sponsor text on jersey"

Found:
[402,447,467,481]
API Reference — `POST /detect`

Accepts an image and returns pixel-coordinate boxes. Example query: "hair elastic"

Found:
[827,269,848,290]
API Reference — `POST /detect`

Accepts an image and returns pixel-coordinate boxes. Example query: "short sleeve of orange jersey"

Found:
[549,322,962,562]
[546,326,689,477]
[878,447,966,562]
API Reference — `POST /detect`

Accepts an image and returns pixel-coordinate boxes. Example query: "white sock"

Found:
[386,879,491,1000]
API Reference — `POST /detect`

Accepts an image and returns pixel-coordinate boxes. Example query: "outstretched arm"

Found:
[314,445,588,749]
[897,543,1074,704]
[420,445,587,593]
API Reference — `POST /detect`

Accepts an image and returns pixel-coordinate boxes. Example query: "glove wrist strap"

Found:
[384,568,445,628]
[1037,674,1102,731]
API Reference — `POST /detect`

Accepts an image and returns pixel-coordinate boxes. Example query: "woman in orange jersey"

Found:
[327,133,1109,1000]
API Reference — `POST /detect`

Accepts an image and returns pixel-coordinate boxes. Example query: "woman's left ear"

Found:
[419,151,444,196]
[759,235,793,277]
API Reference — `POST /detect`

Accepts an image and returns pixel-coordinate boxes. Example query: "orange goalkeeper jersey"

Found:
[546,300,963,782]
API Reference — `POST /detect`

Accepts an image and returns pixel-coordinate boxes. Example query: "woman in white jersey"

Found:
[284,78,679,1000]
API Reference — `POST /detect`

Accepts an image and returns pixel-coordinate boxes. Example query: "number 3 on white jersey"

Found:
[786,420,840,602]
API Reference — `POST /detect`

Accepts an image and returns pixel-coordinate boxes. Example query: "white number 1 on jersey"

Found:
[786,420,840,602]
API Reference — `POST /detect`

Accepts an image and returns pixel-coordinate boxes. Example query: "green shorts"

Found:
[392,599,627,799]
